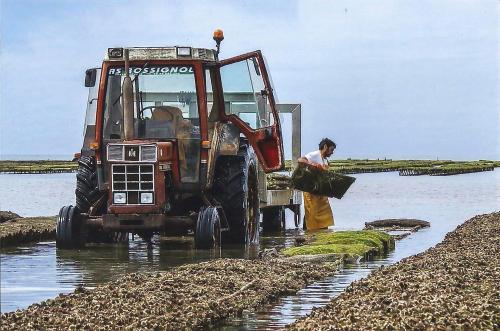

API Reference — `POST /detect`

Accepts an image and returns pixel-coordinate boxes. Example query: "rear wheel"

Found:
[56,205,84,248]
[195,206,221,249]
[213,145,260,244]
[75,156,99,213]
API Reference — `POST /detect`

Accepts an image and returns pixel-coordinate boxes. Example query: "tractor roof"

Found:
[104,47,217,62]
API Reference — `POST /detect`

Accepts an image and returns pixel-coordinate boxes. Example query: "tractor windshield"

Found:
[103,64,201,182]
[103,65,199,141]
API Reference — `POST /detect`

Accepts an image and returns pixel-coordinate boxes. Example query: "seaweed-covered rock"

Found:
[288,212,500,330]
[0,216,56,247]
[283,230,394,260]
[0,211,21,223]
[291,163,355,199]
[364,218,430,229]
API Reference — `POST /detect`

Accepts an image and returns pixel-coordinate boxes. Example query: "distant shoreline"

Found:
[1,159,498,176]
[0,155,72,161]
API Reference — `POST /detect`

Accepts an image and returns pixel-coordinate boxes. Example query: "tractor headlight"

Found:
[108,48,123,58]
[108,144,124,161]
[140,145,156,161]
[113,192,126,204]
[176,47,192,57]
[140,192,153,204]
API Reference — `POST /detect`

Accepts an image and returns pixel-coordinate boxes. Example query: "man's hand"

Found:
[310,163,327,171]
[298,157,328,171]
[319,164,329,171]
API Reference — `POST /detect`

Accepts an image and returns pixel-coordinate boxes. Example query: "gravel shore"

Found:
[0,216,56,248]
[288,212,500,330]
[0,259,338,330]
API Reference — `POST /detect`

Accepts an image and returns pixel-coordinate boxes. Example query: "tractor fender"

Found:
[206,122,241,189]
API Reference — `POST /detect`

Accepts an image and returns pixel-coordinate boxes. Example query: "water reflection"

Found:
[1,171,499,315]
[218,253,395,330]
[0,234,292,312]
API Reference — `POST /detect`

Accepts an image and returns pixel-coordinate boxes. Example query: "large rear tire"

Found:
[74,156,127,245]
[213,145,260,244]
[75,156,99,213]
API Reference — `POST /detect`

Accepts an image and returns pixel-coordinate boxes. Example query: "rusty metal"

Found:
[85,216,104,229]
[157,142,173,161]
[104,47,216,62]
[218,123,240,155]
[102,214,194,231]
[206,122,240,189]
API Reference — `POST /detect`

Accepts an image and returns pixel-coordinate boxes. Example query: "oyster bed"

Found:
[1,259,338,330]
[0,215,56,248]
[288,212,500,330]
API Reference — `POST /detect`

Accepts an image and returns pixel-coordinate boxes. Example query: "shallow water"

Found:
[217,170,500,329]
[1,171,499,316]
[217,255,393,330]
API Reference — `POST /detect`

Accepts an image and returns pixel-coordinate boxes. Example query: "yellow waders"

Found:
[303,192,334,230]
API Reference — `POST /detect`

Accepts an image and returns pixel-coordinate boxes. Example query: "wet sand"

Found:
[0,216,56,248]
[288,212,500,330]
[0,259,338,330]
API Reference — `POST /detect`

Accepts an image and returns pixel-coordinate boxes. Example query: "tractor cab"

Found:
[59,31,286,249]
[83,45,283,185]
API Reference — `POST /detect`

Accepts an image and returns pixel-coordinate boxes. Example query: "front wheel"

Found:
[56,205,84,248]
[195,206,221,249]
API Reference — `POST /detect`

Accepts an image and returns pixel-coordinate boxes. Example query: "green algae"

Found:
[283,230,394,258]
[284,243,373,257]
[314,230,393,250]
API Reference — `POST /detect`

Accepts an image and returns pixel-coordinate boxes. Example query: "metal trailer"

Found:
[259,103,302,230]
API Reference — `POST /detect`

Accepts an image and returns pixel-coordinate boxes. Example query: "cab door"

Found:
[217,51,284,172]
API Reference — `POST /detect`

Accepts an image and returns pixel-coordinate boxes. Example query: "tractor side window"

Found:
[220,57,275,129]
[205,69,216,119]
[205,68,220,139]
[82,68,101,149]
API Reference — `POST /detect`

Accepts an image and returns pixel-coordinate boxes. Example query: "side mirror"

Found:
[85,69,97,87]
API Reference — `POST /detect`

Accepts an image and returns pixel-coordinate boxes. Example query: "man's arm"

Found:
[298,156,326,170]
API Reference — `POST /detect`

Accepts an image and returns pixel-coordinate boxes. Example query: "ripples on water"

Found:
[1,171,499,324]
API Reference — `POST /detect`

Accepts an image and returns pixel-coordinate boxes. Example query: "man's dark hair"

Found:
[319,138,336,150]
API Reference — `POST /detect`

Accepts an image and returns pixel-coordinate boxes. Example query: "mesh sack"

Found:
[291,163,356,199]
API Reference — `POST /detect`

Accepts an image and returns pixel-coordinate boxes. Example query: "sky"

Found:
[0,0,498,160]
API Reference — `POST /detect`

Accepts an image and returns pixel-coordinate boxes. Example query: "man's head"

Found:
[319,138,336,158]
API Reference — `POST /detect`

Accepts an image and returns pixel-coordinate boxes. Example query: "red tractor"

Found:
[56,30,287,248]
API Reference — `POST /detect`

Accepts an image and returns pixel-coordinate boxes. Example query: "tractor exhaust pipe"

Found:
[122,49,134,140]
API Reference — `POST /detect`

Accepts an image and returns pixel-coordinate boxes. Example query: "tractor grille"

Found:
[112,164,154,204]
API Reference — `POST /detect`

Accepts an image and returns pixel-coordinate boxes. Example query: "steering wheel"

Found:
[139,106,156,120]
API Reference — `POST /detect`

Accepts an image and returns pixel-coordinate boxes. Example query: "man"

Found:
[297,138,336,230]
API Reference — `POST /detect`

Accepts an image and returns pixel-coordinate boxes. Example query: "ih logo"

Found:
[124,146,139,161]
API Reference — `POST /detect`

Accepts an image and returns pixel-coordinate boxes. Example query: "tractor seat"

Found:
[151,106,183,121]
[151,106,183,135]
